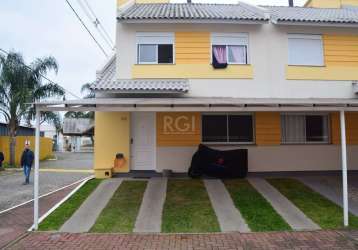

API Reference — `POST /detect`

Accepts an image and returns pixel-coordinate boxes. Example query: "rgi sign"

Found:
[162,114,197,135]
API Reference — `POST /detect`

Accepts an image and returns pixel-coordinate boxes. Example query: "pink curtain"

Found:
[229,46,246,64]
[213,45,227,64]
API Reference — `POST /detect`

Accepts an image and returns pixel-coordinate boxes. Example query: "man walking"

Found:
[21,141,34,185]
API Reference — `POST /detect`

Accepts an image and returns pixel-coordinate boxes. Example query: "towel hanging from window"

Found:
[212,45,227,69]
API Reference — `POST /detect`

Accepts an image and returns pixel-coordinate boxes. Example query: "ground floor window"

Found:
[281,114,330,144]
[202,114,254,143]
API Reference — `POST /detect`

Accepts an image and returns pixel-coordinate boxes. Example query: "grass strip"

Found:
[90,180,147,233]
[267,178,358,229]
[224,179,291,232]
[162,179,220,233]
[38,178,102,231]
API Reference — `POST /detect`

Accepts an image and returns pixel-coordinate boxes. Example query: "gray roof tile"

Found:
[118,3,268,22]
[267,6,358,24]
[94,78,189,93]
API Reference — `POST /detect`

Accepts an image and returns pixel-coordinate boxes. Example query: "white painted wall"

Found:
[157,145,358,173]
[116,22,358,99]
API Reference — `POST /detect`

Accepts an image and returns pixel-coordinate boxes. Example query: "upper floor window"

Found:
[288,34,324,66]
[136,32,174,64]
[281,113,330,144]
[211,33,249,68]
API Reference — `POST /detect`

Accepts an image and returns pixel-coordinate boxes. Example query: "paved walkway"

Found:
[297,175,358,216]
[134,178,167,233]
[6,230,358,250]
[60,178,123,233]
[204,179,250,232]
[249,178,320,231]
[0,184,79,249]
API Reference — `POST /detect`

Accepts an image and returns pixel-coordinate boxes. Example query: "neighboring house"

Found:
[62,118,94,152]
[41,0,358,178]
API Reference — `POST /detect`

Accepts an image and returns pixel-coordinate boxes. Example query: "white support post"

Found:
[340,110,349,227]
[33,109,40,230]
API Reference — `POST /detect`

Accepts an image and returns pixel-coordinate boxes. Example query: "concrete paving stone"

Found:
[204,179,250,233]
[134,177,167,233]
[248,177,320,231]
[60,178,123,233]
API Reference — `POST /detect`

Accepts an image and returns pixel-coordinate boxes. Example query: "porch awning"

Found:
[35,97,358,112]
[92,79,189,94]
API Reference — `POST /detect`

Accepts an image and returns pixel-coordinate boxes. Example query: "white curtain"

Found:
[281,115,306,143]
[228,45,247,64]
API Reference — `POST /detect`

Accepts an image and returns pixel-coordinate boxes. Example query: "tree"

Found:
[0,52,64,165]
[81,82,95,99]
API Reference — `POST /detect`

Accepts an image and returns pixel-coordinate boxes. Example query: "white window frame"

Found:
[136,32,175,65]
[211,33,250,65]
[287,34,324,66]
[281,113,330,145]
[201,113,255,145]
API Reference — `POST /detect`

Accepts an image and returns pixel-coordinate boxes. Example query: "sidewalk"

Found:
[0,184,79,249]
[6,230,358,250]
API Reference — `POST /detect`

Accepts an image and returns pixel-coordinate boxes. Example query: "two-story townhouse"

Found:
[85,0,358,179]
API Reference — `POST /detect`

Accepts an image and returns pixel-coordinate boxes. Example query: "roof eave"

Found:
[273,20,358,27]
[94,89,189,94]
[117,18,268,25]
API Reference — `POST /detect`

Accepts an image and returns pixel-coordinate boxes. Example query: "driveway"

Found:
[0,152,93,212]
[40,152,93,170]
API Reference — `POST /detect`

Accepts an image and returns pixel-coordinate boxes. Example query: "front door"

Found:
[131,112,156,171]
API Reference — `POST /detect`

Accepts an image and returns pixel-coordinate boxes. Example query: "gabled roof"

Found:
[93,79,189,94]
[267,6,358,25]
[118,3,269,23]
[94,54,116,90]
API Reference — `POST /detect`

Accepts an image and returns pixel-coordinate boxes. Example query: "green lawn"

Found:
[90,180,147,233]
[224,179,291,232]
[162,179,220,233]
[38,178,102,231]
[267,178,358,229]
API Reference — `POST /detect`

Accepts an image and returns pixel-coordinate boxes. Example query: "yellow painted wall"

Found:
[330,112,358,145]
[175,32,211,64]
[132,64,254,79]
[342,0,358,6]
[287,34,358,80]
[0,136,53,165]
[94,112,130,175]
[331,112,341,145]
[323,35,358,67]
[255,112,281,145]
[305,0,341,8]
[157,112,201,146]
[305,0,358,7]
[286,66,358,80]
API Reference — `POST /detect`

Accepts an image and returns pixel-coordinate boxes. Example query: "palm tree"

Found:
[81,82,95,99]
[0,52,64,165]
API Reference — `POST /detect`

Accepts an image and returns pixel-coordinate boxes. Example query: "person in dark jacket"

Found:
[0,151,4,168]
[21,141,34,185]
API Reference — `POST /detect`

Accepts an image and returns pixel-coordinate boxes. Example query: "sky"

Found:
[0,0,307,99]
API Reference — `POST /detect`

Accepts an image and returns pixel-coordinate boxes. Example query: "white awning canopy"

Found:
[35,97,358,112]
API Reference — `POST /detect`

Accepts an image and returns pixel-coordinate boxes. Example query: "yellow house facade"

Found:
[90,0,358,178]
